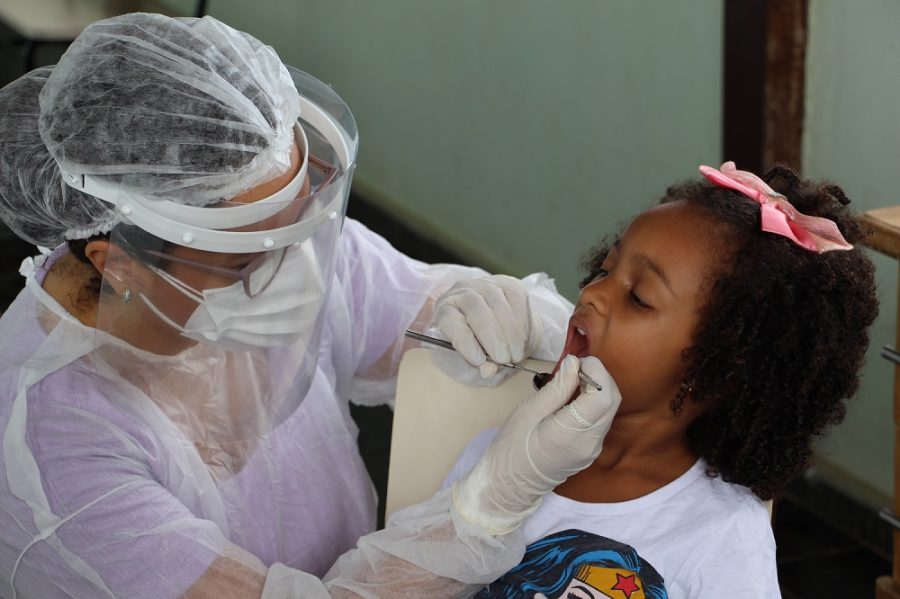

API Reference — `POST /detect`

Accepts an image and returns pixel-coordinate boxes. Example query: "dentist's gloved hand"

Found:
[452,355,621,535]
[434,275,541,378]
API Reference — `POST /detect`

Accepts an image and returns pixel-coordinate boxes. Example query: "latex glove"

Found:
[434,275,541,378]
[452,355,620,535]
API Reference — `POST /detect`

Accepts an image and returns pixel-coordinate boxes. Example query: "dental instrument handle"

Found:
[405,329,541,374]
[404,328,456,352]
[403,329,602,391]
[576,370,603,392]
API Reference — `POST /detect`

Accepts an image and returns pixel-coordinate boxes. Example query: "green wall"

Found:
[802,0,900,507]
[168,0,896,508]
[206,0,723,298]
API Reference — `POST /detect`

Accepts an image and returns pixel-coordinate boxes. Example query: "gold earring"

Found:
[671,380,694,417]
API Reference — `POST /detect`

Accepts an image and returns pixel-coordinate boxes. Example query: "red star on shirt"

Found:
[611,572,641,598]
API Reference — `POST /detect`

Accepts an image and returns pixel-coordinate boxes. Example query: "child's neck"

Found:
[554,414,698,503]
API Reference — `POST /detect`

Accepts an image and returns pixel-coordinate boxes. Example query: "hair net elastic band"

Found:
[63,220,118,242]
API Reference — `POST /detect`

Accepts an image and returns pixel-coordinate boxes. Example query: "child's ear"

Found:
[85,240,153,296]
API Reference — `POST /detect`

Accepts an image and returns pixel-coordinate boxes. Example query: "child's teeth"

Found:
[576,327,586,336]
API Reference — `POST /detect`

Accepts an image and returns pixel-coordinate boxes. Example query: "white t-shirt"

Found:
[443,428,782,598]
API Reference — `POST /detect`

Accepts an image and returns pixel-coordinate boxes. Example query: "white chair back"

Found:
[385,348,552,520]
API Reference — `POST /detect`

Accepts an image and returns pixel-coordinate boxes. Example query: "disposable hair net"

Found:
[0,13,300,247]
[0,68,101,247]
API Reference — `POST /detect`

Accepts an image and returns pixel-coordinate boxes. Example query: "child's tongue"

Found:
[550,324,591,376]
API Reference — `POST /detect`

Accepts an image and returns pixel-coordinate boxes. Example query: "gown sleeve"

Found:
[6,370,524,599]
[337,218,572,407]
[5,377,235,598]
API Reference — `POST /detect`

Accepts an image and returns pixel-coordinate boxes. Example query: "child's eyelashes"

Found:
[590,267,652,309]
[630,290,651,310]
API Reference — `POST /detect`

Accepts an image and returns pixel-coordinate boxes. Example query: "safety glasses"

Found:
[124,153,337,298]
[141,245,288,298]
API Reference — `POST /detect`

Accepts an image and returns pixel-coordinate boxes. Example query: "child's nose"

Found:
[580,278,611,314]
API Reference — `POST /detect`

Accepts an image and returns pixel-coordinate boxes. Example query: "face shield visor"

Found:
[63,67,357,474]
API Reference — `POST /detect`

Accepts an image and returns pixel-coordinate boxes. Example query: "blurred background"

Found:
[1,2,898,597]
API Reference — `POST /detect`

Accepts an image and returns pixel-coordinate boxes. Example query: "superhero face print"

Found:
[476,529,667,599]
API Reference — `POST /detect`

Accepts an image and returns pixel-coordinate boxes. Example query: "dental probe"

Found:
[404,329,603,392]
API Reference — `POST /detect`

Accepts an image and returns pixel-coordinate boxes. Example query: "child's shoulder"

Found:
[684,460,770,516]
[673,461,774,548]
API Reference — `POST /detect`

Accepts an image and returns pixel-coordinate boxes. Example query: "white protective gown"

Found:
[0,217,572,598]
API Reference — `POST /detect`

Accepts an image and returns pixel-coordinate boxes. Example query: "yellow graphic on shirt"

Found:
[574,564,645,599]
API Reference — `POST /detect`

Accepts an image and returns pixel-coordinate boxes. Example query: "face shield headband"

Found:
[58,94,354,254]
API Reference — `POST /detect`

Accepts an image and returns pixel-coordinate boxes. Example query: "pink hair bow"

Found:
[699,162,852,253]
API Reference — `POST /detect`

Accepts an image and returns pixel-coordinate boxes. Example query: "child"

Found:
[443,162,879,598]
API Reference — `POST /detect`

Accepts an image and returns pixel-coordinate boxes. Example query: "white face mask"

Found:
[141,242,327,352]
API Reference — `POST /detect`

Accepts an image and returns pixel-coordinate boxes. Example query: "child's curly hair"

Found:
[580,165,879,500]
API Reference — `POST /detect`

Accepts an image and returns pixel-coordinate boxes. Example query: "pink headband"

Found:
[699,162,853,253]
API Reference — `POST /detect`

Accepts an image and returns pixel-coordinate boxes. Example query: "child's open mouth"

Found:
[546,319,592,380]
[563,322,591,360]
[534,322,595,391]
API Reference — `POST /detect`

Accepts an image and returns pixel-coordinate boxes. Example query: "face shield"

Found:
[64,67,358,473]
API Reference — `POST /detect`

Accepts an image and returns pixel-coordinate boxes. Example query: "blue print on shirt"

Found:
[476,529,668,598]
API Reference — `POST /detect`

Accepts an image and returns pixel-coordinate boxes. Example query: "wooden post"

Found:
[859,208,900,599]
[723,0,808,173]
[876,272,900,598]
